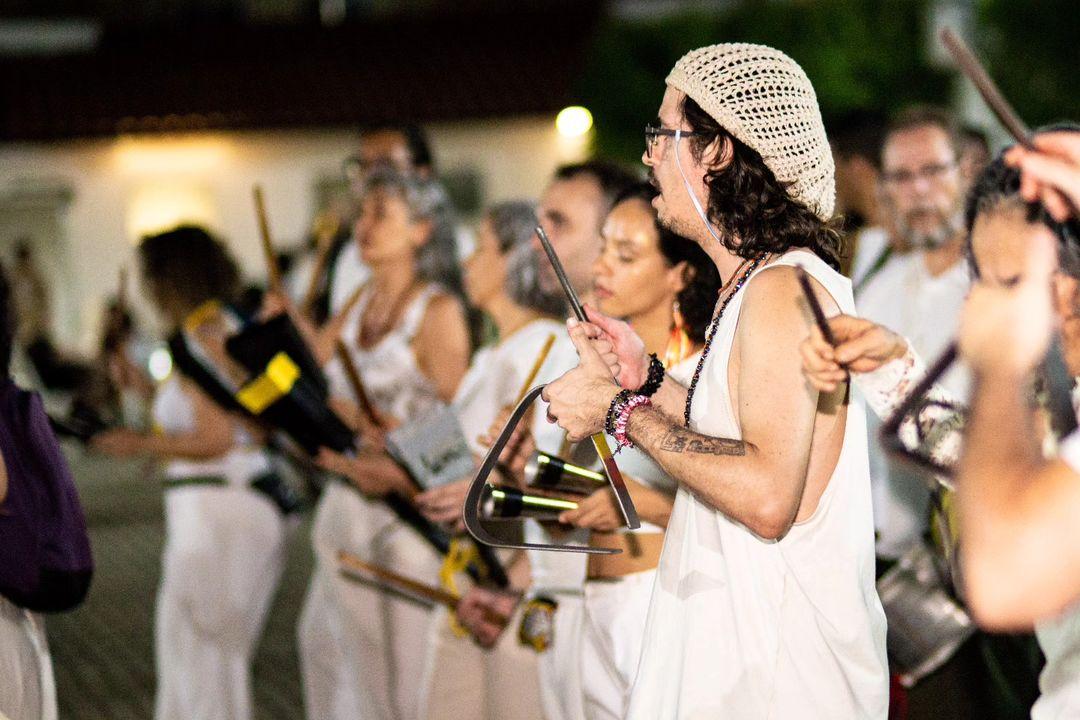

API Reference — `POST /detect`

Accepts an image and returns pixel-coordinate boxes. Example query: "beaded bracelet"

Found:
[637,353,665,397]
[612,394,650,450]
[604,389,635,437]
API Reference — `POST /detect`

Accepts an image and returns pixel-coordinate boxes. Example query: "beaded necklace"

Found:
[683,252,770,427]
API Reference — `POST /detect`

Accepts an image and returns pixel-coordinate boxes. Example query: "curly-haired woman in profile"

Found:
[93,226,287,720]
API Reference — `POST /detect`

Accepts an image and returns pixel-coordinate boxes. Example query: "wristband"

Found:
[612,393,650,451]
[637,353,665,397]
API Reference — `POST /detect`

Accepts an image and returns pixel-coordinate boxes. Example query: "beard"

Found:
[649,169,712,245]
[899,207,963,250]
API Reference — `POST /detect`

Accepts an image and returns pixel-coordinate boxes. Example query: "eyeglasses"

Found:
[644,124,705,159]
[881,162,958,187]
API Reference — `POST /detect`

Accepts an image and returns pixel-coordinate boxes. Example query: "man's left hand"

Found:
[542,319,620,442]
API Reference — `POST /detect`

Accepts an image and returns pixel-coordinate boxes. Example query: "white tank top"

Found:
[328,283,443,425]
[151,374,270,486]
[453,318,564,455]
[627,250,888,719]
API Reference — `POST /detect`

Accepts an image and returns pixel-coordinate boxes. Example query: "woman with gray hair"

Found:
[330,199,564,720]
[296,169,472,720]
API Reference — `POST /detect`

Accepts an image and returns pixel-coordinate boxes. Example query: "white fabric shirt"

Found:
[453,318,564,455]
[856,250,970,558]
[627,251,888,720]
[151,374,271,487]
[328,241,371,315]
[850,226,891,291]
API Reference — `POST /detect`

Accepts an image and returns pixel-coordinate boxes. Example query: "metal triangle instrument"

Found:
[533,224,640,530]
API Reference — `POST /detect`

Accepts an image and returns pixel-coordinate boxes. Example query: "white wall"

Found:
[0,115,591,352]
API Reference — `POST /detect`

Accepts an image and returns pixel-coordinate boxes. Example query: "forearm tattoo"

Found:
[659,428,747,456]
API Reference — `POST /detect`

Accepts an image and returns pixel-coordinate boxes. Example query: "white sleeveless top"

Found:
[626,251,888,720]
[453,318,564,455]
[327,283,444,425]
[151,374,270,487]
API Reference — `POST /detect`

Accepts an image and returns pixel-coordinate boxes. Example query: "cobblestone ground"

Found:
[47,445,313,719]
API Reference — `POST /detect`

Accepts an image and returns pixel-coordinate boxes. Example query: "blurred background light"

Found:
[555,106,593,138]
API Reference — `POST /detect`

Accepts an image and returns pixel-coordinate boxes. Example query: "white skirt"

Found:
[417,603,543,720]
[0,595,56,720]
[302,481,441,720]
[155,485,286,720]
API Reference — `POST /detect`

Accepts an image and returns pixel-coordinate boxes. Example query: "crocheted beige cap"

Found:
[666,43,835,220]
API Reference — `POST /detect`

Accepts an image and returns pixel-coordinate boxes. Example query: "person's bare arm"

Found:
[414,293,471,403]
[93,380,235,460]
[558,475,674,532]
[545,267,827,540]
[631,268,827,538]
[954,229,1080,628]
[956,370,1080,628]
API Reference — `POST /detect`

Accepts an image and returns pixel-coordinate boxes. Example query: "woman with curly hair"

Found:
[93,226,287,720]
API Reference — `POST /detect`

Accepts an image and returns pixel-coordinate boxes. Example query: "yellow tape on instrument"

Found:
[183,300,223,332]
[236,352,301,414]
[439,537,479,638]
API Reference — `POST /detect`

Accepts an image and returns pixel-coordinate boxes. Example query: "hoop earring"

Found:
[664,299,692,368]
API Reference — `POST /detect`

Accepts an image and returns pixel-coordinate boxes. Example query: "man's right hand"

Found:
[581,303,649,389]
[455,586,516,648]
[799,315,908,392]
[1005,131,1080,223]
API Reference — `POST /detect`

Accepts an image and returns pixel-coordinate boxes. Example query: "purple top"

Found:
[0,378,93,611]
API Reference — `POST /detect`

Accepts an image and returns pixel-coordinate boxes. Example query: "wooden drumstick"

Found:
[253,185,284,293]
[337,550,510,626]
[300,212,342,319]
[335,338,385,431]
[515,334,556,405]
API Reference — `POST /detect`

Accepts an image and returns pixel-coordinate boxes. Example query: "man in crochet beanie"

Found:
[543,43,888,718]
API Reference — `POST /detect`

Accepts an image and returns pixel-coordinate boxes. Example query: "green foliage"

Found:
[579,0,953,163]
[976,0,1080,130]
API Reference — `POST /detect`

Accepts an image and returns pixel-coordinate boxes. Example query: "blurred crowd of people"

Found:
[1,38,1079,720]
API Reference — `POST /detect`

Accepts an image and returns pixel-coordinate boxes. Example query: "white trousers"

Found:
[536,591,587,720]
[417,604,544,720]
[301,482,441,720]
[154,486,286,720]
[580,570,655,720]
[0,595,56,720]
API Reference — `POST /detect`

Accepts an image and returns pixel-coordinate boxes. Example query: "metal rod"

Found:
[940,28,1032,148]
[532,223,639,528]
[535,225,586,322]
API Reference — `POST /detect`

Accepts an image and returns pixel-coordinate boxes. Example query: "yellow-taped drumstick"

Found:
[337,550,508,626]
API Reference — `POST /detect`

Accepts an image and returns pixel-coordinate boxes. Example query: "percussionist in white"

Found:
[542,44,889,719]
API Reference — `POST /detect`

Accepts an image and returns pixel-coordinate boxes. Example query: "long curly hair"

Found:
[681,96,843,270]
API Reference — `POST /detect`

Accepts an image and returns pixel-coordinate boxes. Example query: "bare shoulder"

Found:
[420,290,466,328]
[743,262,841,321]
[417,290,468,350]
